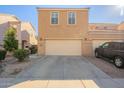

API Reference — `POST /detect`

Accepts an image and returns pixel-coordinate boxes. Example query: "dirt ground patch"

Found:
[0,61,32,78]
[0,55,39,78]
[85,57,124,78]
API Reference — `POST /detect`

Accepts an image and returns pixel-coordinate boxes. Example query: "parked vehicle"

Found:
[95,42,124,68]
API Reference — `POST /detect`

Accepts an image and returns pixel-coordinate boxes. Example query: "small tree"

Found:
[3,27,18,52]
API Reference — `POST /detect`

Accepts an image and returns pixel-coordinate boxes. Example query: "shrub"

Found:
[13,49,30,62]
[0,50,7,61]
[29,45,37,54]
[3,27,18,52]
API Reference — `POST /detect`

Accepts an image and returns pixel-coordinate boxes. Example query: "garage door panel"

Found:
[45,40,81,55]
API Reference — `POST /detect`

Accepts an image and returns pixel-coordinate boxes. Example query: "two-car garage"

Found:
[45,40,82,56]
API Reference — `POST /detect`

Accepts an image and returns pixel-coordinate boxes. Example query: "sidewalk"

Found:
[9,78,124,88]
[10,80,99,88]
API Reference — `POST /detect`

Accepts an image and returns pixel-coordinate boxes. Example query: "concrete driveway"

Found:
[1,56,124,88]
[11,56,124,88]
[16,56,111,79]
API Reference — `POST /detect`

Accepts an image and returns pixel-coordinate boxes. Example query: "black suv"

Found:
[95,42,124,68]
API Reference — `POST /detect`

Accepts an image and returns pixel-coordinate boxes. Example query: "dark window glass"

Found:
[51,12,59,24]
[68,12,76,24]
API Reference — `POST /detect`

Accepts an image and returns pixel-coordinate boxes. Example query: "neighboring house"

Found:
[89,23,118,31]
[88,23,124,55]
[37,8,124,56]
[89,22,124,31]
[21,22,37,48]
[0,14,22,49]
[0,14,37,49]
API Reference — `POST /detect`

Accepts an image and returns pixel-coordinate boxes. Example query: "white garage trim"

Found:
[45,40,82,56]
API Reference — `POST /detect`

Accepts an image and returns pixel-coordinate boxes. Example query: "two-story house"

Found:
[37,8,90,56]
[37,8,124,56]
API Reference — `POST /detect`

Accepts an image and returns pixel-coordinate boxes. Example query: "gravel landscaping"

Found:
[85,57,124,78]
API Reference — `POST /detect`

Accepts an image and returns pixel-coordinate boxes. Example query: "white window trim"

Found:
[67,11,76,25]
[50,11,59,25]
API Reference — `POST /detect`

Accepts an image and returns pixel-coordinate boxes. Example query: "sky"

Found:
[0,5,124,34]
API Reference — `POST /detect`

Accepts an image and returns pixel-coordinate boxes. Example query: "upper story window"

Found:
[68,12,76,24]
[51,12,59,24]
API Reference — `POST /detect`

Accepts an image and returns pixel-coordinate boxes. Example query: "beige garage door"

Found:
[45,40,82,55]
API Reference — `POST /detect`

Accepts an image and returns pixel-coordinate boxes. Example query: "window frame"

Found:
[67,11,76,25]
[50,11,59,25]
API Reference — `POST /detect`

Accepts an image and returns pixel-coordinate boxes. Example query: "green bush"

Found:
[0,50,7,61]
[13,49,30,62]
[3,27,18,52]
[29,45,37,54]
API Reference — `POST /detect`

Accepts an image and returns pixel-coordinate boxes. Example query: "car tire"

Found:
[114,56,124,68]
[95,51,100,58]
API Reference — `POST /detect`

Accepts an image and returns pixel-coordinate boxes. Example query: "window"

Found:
[101,43,109,48]
[68,12,76,24]
[51,12,59,24]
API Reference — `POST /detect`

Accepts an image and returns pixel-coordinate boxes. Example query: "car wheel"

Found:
[95,51,100,58]
[114,56,124,68]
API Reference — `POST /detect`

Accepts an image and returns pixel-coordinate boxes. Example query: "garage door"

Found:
[45,40,82,55]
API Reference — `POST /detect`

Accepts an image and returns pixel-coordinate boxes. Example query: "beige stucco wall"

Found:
[82,40,93,56]
[21,22,37,47]
[37,8,89,55]
[89,23,118,31]
[87,31,124,40]
[118,23,124,31]
[38,8,88,40]
[0,22,9,46]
